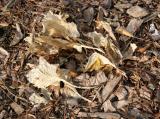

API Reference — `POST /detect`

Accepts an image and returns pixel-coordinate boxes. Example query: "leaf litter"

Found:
[1,0,160,118]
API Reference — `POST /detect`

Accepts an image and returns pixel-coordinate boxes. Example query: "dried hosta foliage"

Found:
[42,11,80,39]
[24,34,59,55]
[87,31,122,64]
[87,31,109,48]
[96,20,117,42]
[25,11,104,55]
[85,52,116,72]
[26,57,91,102]
[76,71,108,86]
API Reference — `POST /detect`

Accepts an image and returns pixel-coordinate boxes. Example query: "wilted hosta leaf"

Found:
[87,31,122,64]
[87,31,108,47]
[24,34,59,55]
[25,34,104,54]
[26,57,91,102]
[85,52,116,72]
[96,21,116,42]
[105,38,122,64]
[42,11,80,39]
[76,71,108,87]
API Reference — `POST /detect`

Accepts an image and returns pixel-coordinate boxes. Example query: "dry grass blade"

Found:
[116,27,134,37]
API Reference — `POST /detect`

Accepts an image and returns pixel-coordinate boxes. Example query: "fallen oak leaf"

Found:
[26,57,92,102]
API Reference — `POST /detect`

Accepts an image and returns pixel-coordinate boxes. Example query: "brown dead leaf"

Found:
[10,23,23,46]
[87,31,108,48]
[102,100,116,112]
[115,86,128,100]
[0,47,9,64]
[123,43,137,59]
[127,6,149,18]
[96,20,117,42]
[119,18,143,43]
[76,71,108,87]
[77,112,120,119]
[83,7,94,25]
[10,102,24,115]
[0,22,8,28]
[101,74,122,102]
[113,100,129,109]
[87,31,122,64]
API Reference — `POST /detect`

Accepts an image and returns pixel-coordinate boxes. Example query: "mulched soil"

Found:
[0,0,160,119]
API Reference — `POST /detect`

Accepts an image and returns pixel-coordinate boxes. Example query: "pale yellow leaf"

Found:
[85,52,116,72]
[26,57,91,102]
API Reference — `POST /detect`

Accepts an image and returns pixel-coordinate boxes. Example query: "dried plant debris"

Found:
[26,57,92,102]
[29,93,48,107]
[85,52,116,72]
[76,71,108,87]
[77,112,121,119]
[10,23,23,46]
[10,102,24,115]
[96,20,117,42]
[101,74,122,102]
[42,11,80,39]
[116,26,134,38]
[123,43,137,59]
[87,31,122,64]
[25,12,104,55]
[149,23,160,40]
[1,0,160,118]
[127,6,149,18]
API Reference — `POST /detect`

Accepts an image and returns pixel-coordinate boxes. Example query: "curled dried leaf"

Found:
[87,31,108,47]
[85,52,116,72]
[87,31,122,64]
[42,11,80,40]
[96,21,117,42]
